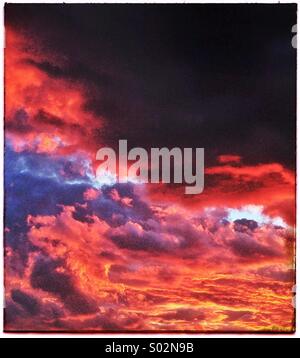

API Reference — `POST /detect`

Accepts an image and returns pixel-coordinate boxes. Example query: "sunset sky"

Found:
[4,4,296,332]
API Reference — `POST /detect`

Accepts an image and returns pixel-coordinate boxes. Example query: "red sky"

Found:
[4,5,296,333]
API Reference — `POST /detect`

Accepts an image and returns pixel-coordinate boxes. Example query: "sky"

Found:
[4,4,296,332]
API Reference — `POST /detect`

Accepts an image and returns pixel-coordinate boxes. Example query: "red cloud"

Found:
[144,161,295,226]
[218,154,242,164]
[4,27,295,333]
[5,200,295,331]
[5,28,104,157]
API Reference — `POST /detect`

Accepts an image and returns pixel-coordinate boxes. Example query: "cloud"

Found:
[254,266,294,283]
[4,163,295,331]
[11,289,40,315]
[5,29,104,157]
[234,219,258,233]
[30,256,98,315]
[4,13,296,332]
[222,310,254,322]
[145,160,295,226]
[161,308,205,322]
[229,233,282,259]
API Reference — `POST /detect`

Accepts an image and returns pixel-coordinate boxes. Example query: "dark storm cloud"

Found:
[24,59,112,88]
[108,223,170,252]
[5,4,296,167]
[107,211,209,254]
[4,302,27,326]
[30,256,98,315]
[11,289,40,315]
[229,233,282,259]
[234,219,258,233]
[6,109,33,134]
[33,110,66,128]
[6,289,65,326]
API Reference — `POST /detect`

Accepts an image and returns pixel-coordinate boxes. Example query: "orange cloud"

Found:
[5,201,295,332]
[5,28,103,157]
[4,28,295,334]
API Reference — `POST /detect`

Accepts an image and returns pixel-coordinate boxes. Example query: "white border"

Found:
[0,0,298,339]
